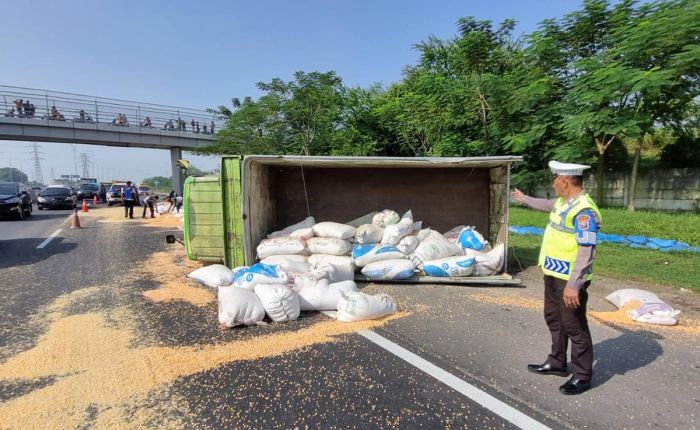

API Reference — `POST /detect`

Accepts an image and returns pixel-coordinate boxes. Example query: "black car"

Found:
[0,182,33,219]
[37,187,78,210]
[77,183,100,200]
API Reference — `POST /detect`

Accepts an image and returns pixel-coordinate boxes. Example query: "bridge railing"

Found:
[0,85,226,134]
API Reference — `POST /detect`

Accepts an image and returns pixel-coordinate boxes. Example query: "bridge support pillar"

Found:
[170,147,184,196]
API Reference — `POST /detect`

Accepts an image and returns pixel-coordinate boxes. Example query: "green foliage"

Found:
[142,176,172,191]
[203,0,699,196]
[0,167,29,184]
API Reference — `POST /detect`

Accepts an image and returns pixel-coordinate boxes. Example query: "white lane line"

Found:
[36,229,62,249]
[357,330,551,430]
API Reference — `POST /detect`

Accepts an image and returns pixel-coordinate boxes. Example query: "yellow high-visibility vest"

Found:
[538,193,601,281]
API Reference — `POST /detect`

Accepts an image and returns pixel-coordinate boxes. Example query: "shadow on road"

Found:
[0,237,77,268]
[592,328,663,387]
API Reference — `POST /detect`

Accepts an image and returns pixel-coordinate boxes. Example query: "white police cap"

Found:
[549,160,591,176]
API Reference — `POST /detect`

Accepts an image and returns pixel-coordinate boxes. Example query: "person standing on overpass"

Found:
[511,160,601,395]
[121,181,137,219]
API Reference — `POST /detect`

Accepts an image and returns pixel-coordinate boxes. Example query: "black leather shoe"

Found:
[559,378,592,395]
[527,363,568,376]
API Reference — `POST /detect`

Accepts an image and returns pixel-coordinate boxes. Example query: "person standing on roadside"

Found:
[121,181,137,219]
[167,190,176,212]
[511,160,601,396]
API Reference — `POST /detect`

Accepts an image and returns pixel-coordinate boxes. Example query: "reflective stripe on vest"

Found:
[538,193,601,281]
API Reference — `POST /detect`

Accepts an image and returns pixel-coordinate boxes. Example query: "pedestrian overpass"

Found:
[0,85,224,194]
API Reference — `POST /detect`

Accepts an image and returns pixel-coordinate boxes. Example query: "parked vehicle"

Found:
[0,182,33,219]
[29,186,43,203]
[37,186,77,210]
[137,184,151,199]
[106,183,127,206]
[77,183,100,200]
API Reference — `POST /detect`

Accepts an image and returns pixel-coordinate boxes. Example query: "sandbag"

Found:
[308,254,354,267]
[268,216,316,238]
[361,259,415,280]
[257,237,307,259]
[337,291,397,322]
[311,260,356,283]
[417,227,431,242]
[396,235,420,255]
[355,223,384,244]
[188,264,235,288]
[463,244,505,276]
[381,211,420,245]
[346,211,378,228]
[352,244,406,268]
[233,263,288,290]
[306,237,353,256]
[409,230,461,268]
[456,227,488,251]
[372,209,400,228]
[254,284,300,322]
[261,255,311,274]
[298,279,360,311]
[289,227,315,241]
[312,222,356,240]
[218,286,266,327]
[422,256,475,277]
[442,225,468,243]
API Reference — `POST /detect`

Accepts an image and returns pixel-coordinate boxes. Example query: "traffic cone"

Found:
[82,199,89,212]
[70,210,82,229]
[93,195,98,205]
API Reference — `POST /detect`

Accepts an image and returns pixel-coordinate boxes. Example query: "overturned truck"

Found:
[183,155,522,285]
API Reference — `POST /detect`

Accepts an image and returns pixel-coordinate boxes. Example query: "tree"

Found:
[142,176,172,191]
[0,167,29,183]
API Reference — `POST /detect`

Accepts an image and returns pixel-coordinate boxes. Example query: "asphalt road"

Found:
[0,207,697,429]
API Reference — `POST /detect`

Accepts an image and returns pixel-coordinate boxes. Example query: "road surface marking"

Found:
[36,229,62,249]
[357,330,551,430]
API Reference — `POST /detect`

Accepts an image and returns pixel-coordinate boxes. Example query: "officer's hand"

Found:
[563,287,580,309]
[511,188,525,203]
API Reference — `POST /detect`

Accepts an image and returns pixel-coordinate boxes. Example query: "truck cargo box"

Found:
[186,155,522,285]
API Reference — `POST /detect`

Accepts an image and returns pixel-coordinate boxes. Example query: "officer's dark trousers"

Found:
[124,200,134,218]
[543,275,593,380]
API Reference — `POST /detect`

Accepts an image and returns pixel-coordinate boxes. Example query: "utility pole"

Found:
[50,167,55,184]
[80,152,90,178]
[72,145,79,187]
[32,143,44,185]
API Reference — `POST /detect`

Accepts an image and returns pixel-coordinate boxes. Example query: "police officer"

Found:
[121,181,137,219]
[511,160,601,395]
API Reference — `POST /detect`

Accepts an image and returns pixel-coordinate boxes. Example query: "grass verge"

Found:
[507,234,700,292]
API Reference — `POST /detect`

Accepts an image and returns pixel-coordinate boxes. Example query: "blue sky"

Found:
[1,0,584,184]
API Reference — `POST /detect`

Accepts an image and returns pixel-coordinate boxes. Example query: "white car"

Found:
[106,183,127,206]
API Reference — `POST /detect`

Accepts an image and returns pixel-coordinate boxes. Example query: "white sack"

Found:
[311,261,356,283]
[309,254,354,267]
[381,211,419,245]
[442,225,468,243]
[372,209,400,228]
[337,291,397,322]
[188,264,235,288]
[312,222,356,240]
[361,259,415,280]
[355,223,385,244]
[218,286,266,327]
[299,279,360,311]
[306,237,353,256]
[422,256,475,277]
[254,284,300,322]
[352,244,406,268]
[606,288,681,326]
[409,230,462,268]
[268,216,316,238]
[396,236,420,255]
[257,237,307,259]
[289,227,315,241]
[286,271,324,293]
[346,211,378,228]
[232,263,288,290]
[261,255,311,274]
[417,228,432,242]
[463,244,505,276]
